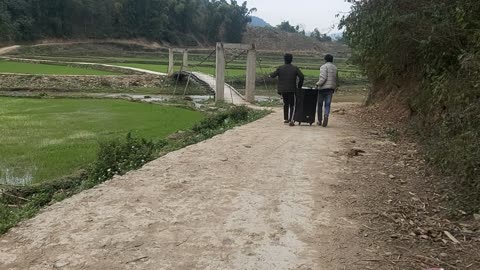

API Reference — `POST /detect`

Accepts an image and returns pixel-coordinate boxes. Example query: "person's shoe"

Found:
[289,121,295,126]
[284,120,290,124]
[317,120,322,126]
[322,117,329,127]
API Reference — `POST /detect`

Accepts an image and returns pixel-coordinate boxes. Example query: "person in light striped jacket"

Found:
[316,54,339,127]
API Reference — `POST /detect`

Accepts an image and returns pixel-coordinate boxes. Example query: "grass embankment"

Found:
[0,97,203,184]
[0,101,269,234]
[0,60,119,75]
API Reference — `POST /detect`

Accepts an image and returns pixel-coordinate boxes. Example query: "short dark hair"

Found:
[324,54,334,62]
[284,53,293,64]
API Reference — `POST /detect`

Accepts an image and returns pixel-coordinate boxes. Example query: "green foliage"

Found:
[87,133,162,185]
[310,28,332,42]
[276,21,297,33]
[342,0,480,212]
[193,106,249,132]
[276,21,305,35]
[0,0,253,44]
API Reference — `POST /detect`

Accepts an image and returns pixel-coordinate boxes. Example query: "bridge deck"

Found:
[191,72,248,105]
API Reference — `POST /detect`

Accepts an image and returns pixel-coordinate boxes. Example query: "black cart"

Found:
[293,87,318,125]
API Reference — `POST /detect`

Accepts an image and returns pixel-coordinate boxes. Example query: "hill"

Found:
[242,27,350,55]
[249,16,271,27]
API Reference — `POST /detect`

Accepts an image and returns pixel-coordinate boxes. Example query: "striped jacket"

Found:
[316,62,338,90]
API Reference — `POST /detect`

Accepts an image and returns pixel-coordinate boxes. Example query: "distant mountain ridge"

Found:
[249,16,271,27]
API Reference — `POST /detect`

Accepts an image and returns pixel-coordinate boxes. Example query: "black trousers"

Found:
[281,92,295,121]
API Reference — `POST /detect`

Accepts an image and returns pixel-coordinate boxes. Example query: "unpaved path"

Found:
[0,56,168,76]
[0,108,368,270]
[0,46,19,55]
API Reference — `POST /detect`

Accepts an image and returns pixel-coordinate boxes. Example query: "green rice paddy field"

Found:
[0,60,119,75]
[3,44,368,97]
[0,97,203,185]
[9,44,365,81]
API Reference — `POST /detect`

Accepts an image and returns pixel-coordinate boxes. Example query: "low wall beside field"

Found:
[0,74,167,91]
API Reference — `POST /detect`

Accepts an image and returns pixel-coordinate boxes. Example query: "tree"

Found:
[310,28,332,42]
[0,0,254,44]
[0,1,13,41]
[276,21,297,33]
[223,0,254,43]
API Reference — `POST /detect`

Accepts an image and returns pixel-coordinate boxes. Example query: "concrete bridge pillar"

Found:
[215,43,226,102]
[245,46,256,103]
[182,50,189,71]
[215,43,256,103]
[168,48,174,76]
[168,48,188,76]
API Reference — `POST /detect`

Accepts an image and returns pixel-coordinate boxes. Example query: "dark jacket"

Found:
[270,64,304,93]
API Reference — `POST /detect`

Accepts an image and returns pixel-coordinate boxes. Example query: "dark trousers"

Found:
[281,92,295,121]
[317,89,334,121]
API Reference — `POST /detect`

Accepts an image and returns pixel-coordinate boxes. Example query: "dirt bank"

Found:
[0,74,166,91]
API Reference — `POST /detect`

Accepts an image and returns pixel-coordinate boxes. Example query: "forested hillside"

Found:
[0,0,252,44]
[342,0,480,212]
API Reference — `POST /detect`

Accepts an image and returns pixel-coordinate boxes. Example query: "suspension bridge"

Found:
[166,43,261,105]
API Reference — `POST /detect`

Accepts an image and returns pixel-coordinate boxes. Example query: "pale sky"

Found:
[245,0,353,33]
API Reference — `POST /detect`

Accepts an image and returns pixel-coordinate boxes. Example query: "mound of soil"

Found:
[0,74,166,91]
[243,27,350,55]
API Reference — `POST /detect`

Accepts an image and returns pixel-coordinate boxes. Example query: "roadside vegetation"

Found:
[342,0,480,213]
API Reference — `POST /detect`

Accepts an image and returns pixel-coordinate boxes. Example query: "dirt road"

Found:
[0,108,369,270]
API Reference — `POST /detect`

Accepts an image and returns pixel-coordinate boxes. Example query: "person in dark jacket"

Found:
[270,53,304,126]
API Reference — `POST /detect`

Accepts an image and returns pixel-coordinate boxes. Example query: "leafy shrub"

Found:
[88,133,161,185]
[192,106,251,132]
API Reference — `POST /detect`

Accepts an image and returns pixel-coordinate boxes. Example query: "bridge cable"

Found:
[223,50,236,104]
[256,57,272,94]
[182,49,217,96]
[225,49,249,103]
